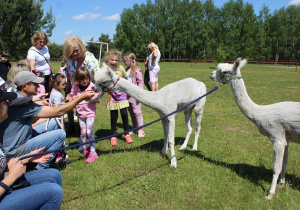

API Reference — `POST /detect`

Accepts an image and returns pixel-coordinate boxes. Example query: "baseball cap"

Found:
[14,71,44,87]
[0,89,17,102]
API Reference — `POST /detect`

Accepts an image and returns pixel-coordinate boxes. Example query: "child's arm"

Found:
[136,69,144,89]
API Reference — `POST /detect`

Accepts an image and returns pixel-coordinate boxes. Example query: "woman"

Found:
[27,31,54,94]
[63,35,100,90]
[147,42,161,91]
[0,89,63,209]
[63,35,100,134]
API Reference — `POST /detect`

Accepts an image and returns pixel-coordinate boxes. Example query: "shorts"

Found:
[149,65,160,83]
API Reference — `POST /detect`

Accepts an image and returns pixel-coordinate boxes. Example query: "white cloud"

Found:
[289,0,300,6]
[56,14,62,19]
[72,12,101,21]
[64,30,72,36]
[94,6,101,10]
[102,14,120,21]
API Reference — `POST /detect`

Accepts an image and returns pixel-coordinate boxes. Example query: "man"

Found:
[0,71,96,169]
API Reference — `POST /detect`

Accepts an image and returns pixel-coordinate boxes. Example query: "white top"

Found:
[49,88,64,106]
[148,49,161,69]
[27,46,51,75]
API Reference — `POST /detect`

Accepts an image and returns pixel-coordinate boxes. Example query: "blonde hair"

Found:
[102,49,122,65]
[31,32,50,46]
[7,62,31,88]
[73,67,92,86]
[148,42,159,50]
[123,52,140,76]
[63,35,86,60]
[17,60,30,69]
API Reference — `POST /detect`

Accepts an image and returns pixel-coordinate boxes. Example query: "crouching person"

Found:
[0,71,96,169]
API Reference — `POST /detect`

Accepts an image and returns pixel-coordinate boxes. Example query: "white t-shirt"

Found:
[27,46,51,75]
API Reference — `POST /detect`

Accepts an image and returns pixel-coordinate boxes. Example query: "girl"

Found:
[67,67,100,162]
[103,49,133,146]
[49,73,66,107]
[123,52,145,137]
[49,73,68,164]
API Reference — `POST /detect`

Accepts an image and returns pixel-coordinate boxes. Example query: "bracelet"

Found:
[0,181,12,194]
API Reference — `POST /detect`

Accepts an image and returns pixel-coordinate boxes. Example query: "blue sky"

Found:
[43,0,299,45]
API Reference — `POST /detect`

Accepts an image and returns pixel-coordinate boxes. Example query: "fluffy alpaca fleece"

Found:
[209,57,300,200]
[94,63,206,168]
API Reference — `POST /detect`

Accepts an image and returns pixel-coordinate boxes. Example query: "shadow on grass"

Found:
[182,149,300,193]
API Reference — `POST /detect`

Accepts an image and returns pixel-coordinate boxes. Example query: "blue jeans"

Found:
[0,169,63,209]
[12,118,66,169]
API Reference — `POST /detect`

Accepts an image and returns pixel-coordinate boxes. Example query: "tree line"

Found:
[114,0,300,62]
[1,0,299,62]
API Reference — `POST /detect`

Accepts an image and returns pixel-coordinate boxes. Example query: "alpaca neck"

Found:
[116,78,159,108]
[230,78,259,121]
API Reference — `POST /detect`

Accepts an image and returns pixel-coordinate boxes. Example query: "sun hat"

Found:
[14,71,44,87]
[0,88,17,102]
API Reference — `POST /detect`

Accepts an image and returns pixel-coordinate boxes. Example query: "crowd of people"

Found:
[0,31,161,209]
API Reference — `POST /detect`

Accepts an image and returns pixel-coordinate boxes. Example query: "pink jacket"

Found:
[69,82,100,118]
[128,67,144,103]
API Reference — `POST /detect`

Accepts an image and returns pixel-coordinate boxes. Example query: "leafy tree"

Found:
[48,42,63,59]
[0,0,56,59]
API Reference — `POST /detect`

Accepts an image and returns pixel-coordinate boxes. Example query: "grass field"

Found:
[51,61,300,209]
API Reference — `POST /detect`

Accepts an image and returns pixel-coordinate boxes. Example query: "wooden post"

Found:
[296,62,298,72]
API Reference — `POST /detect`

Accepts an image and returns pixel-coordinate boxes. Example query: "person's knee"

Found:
[56,129,66,144]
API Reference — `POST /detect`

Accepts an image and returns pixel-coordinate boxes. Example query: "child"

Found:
[67,67,100,162]
[123,52,145,137]
[49,73,68,164]
[49,73,66,107]
[6,61,31,92]
[0,51,11,81]
[103,49,133,146]
[36,72,46,95]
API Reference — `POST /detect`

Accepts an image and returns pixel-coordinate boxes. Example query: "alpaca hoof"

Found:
[179,146,186,151]
[170,157,177,168]
[265,193,274,200]
[191,148,197,151]
[277,182,285,188]
[161,149,168,155]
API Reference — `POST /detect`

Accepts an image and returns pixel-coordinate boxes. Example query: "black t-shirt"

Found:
[0,61,11,81]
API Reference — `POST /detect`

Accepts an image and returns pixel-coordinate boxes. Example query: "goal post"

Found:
[83,40,109,66]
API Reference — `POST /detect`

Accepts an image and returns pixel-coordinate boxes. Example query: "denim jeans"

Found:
[12,118,66,169]
[0,169,63,209]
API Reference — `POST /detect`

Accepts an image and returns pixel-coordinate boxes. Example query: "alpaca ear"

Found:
[233,57,241,70]
[239,59,247,69]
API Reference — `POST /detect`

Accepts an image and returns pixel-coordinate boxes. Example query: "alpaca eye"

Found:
[222,71,228,74]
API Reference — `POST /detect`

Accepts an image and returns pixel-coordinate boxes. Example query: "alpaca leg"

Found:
[161,119,169,155]
[266,141,286,200]
[179,110,193,151]
[168,117,177,168]
[278,143,289,187]
[192,109,203,151]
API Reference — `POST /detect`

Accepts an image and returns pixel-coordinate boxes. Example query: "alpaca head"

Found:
[94,63,119,91]
[209,57,247,84]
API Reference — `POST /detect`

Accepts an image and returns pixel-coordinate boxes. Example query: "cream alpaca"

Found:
[209,57,300,200]
[94,63,206,168]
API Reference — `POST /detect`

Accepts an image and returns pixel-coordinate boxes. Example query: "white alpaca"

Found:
[209,57,300,200]
[94,64,206,168]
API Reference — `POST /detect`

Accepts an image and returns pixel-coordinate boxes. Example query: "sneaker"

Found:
[86,152,98,163]
[83,149,90,158]
[138,130,145,138]
[110,137,117,146]
[124,134,133,143]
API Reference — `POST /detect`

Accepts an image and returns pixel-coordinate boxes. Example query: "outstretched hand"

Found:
[27,147,53,164]
[80,90,95,101]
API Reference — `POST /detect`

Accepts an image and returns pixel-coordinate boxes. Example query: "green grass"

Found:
[51,61,300,209]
